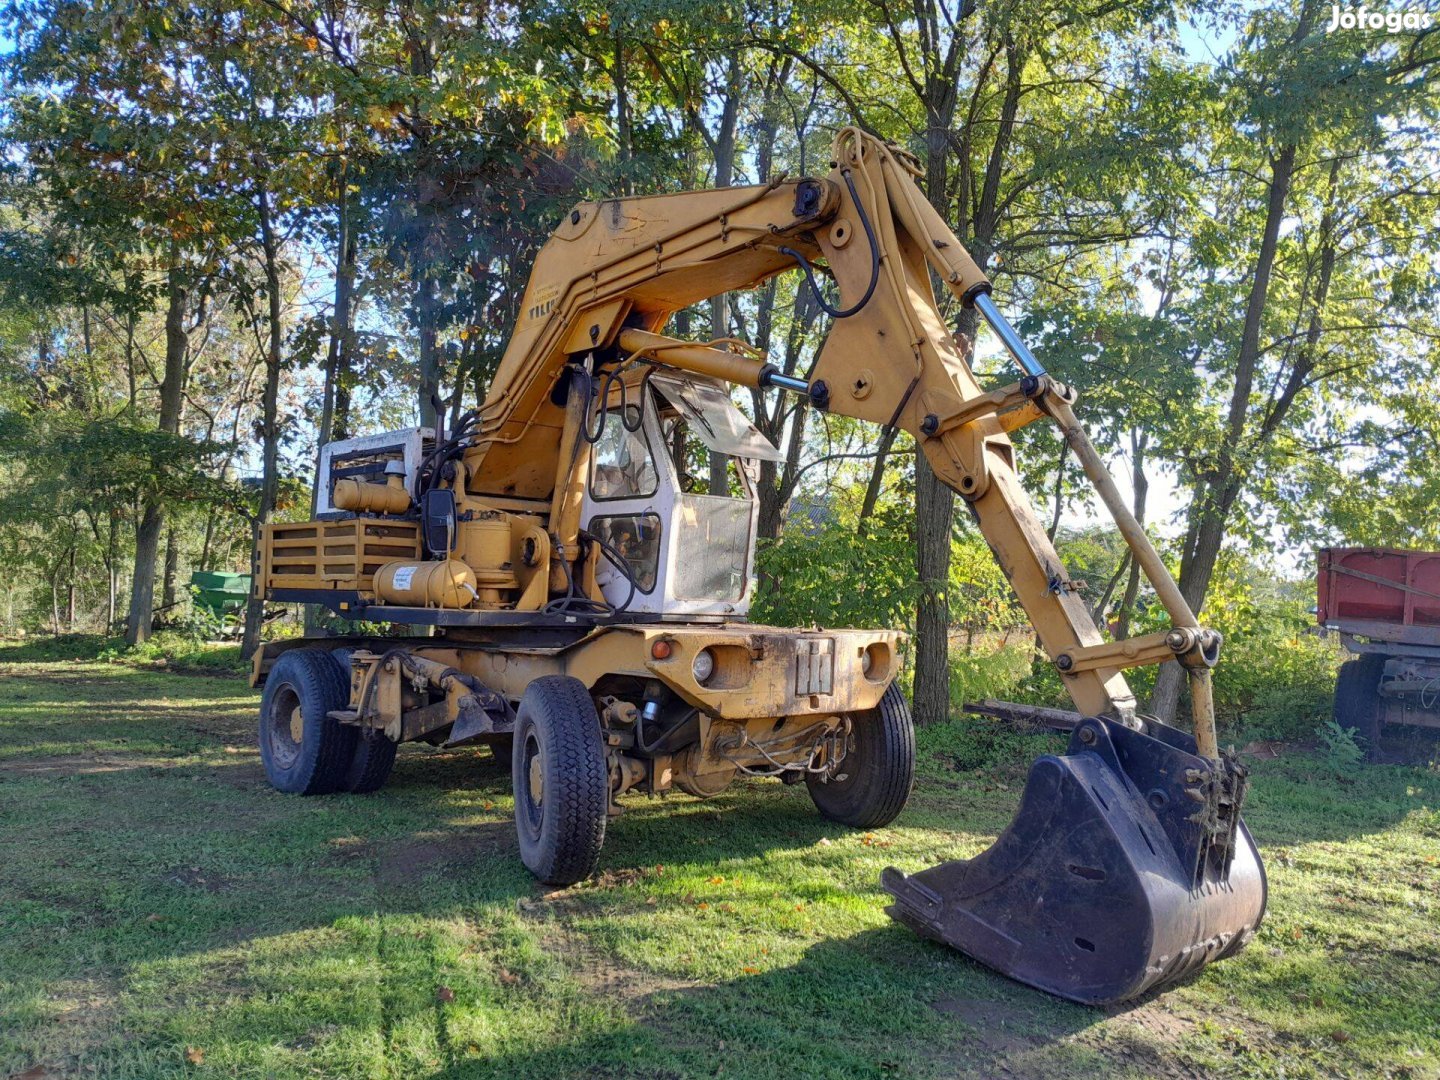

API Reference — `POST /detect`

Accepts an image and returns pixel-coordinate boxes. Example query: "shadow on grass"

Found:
[416,926,1159,1080]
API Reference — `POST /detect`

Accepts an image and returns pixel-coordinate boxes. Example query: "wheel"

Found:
[511,676,608,885]
[806,682,915,828]
[343,727,398,793]
[258,648,358,795]
[1334,655,1385,760]
[487,734,514,766]
[324,650,398,794]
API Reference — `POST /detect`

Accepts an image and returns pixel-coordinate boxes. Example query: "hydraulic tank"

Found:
[374,559,478,608]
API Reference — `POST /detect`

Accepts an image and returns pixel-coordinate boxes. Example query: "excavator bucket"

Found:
[882,714,1267,1005]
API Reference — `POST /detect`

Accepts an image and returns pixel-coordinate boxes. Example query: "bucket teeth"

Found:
[882,714,1267,1005]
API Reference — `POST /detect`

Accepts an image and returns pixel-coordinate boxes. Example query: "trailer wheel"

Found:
[1334,655,1385,760]
[511,677,608,885]
[806,682,915,828]
[258,648,357,795]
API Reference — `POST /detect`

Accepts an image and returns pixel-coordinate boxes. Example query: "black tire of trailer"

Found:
[806,681,915,829]
[511,676,608,886]
[1334,654,1385,760]
[258,648,358,795]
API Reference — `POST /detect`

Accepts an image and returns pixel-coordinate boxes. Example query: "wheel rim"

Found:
[520,730,544,832]
[265,684,303,770]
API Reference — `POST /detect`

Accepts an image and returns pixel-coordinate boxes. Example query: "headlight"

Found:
[861,649,873,675]
[692,648,716,684]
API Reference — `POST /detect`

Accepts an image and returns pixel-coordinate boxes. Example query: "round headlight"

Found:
[861,649,873,675]
[692,648,716,684]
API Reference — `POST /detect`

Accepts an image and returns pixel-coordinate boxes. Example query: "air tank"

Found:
[374,559,478,608]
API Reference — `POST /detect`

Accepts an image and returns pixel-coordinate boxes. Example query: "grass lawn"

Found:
[1,656,1437,1080]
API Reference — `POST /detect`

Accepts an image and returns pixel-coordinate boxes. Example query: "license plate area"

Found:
[795,638,835,696]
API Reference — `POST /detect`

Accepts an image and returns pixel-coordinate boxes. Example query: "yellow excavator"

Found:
[250,127,1265,1005]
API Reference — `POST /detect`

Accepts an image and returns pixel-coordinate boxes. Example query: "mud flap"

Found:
[882,714,1267,1005]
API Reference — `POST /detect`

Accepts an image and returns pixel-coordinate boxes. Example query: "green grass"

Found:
[1,661,1437,1079]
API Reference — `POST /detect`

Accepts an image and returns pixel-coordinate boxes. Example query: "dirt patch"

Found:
[1086,1000,1208,1080]
[0,753,173,777]
[932,997,1044,1056]
[164,865,235,893]
[203,760,268,791]
[525,905,699,1009]
[374,824,516,889]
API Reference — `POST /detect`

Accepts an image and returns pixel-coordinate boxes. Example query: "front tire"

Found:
[511,677,608,885]
[806,682,915,828]
[1334,655,1385,760]
[259,648,357,795]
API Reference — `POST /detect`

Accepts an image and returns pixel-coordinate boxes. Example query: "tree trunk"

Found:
[417,271,440,427]
[162,527,179,609]
[308,172,358,634]
[317,170,356,478]
[909,107,963,727]
[65,545,76,631]
[126,248,189,645]
[242,185,286,660]
[106,515,117,634]
[857,426,900,534]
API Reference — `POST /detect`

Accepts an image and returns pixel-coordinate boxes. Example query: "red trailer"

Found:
[1318,547,1440,755]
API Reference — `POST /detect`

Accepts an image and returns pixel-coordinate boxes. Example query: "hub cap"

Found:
[265,685,303,770]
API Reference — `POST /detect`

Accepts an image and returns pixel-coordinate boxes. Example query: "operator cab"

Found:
[581,372,783,619]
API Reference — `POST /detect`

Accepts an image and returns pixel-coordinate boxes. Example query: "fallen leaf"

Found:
[742,966,759,975]
[184,1046,205,1065]
[144,914,164,923]
[435,986,455,1003]
[708,875,725,885]
[497,969,519,986]
[645,896,657,906]
[1331,1030,1351,1043]
[483,801,494,810]
[817,837,831,847]
[696,902,709,910]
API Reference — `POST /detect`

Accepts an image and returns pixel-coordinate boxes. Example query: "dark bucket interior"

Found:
[883,715,1267,1005]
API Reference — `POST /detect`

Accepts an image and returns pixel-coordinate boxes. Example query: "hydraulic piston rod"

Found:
[972,291,1046,379]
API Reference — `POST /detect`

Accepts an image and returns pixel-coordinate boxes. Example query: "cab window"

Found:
[590,405,657,500]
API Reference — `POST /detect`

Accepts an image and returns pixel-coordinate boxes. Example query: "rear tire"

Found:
[511,677,608,885]
[487,734,515,766]
[259,648,357,795]
[1334,655,1385,760]
[806,682,915,828]
[343,728,398,793]
[321,649,399,794]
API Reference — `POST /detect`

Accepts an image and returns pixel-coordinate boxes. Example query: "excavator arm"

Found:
[468,127,1219,749]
